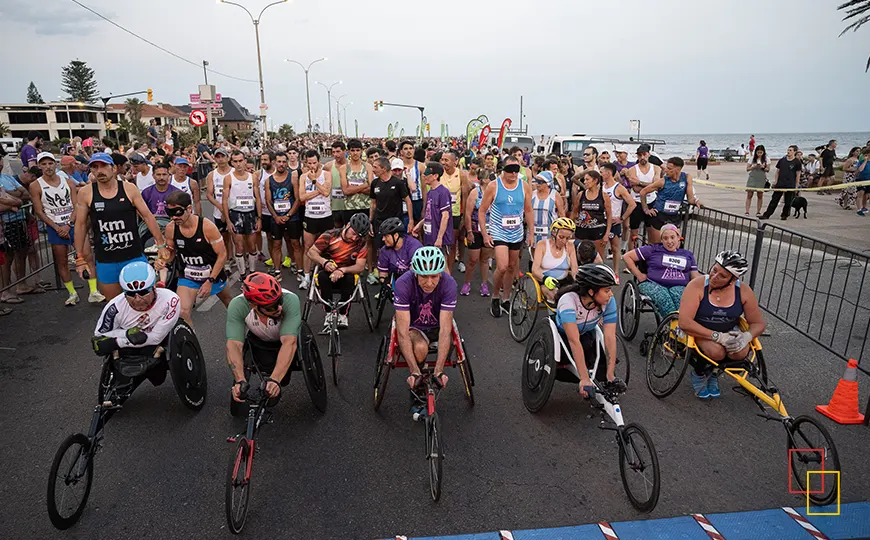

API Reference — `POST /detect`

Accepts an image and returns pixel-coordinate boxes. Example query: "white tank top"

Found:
[38,176,73,226]
[212,169,230,219]
[603,182,623,218]
[228,172,256,212]
[171,176,191,194]
[304,170,332,218]
[259,169,272,216]
[632,164,657,204]
[540,239,570,280]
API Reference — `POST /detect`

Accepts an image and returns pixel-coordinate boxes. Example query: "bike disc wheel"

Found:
[427,412,443,502]
[47,433,93,530]
[619,281,641,341]
[646,314,689,398]
[618,423,661,513]
[509,277,538,343]
[225,439,252,534]
[374,336,391,410]
[787,415,840,506]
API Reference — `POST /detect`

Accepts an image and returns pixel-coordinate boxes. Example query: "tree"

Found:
[119,97,147,140]
[60,59,99,103]
[0,122,9,137]
[838,0,870,71]
[277,123,295,140]
[26,82,44,104]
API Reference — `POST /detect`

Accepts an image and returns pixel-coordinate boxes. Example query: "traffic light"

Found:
[426,123,430,132]
[105,119,112,129]
[374,100,378,111]
[147,88,153,102]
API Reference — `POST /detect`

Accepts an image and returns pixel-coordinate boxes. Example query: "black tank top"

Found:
[269,173,298,220]
[578,188,606,228]
[89,181,142,263]
[175,216,226,282]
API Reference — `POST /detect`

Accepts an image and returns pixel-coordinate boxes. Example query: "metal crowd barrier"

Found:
[0,202,62,295]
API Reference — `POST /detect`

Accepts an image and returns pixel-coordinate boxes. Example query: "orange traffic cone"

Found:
[816,359,865,424]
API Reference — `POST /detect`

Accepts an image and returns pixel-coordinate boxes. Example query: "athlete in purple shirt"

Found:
[376,217,422,278]
[415,163,454,249]
[140,162,180,218]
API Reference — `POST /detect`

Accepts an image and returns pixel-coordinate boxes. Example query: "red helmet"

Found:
[242,272,282,306]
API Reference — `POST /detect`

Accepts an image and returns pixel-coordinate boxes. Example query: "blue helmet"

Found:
[410,246,446,276]
[119,261,157,293]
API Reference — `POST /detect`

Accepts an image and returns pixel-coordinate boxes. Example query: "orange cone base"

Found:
[816,379,864,424]
[816,403,864,424]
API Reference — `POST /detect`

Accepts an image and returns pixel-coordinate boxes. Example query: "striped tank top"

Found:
[488,177,524,243]
[532,189,557,243]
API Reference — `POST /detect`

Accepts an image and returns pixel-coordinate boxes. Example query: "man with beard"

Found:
[265,152,303,281]
[623,144,662,254]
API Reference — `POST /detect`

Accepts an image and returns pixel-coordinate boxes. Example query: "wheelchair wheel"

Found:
[225,439,252,534]
[47,433,93,530]
[374,282,392,328]
[301,298,313,322]
[521,321,558,413]
[787,415,840,506]
[509,275,539,343]
[754,349,769,386]
[618,423,661,513]
[457,339,475,407]
[360,286,375,332]
[619,280,641,341]
[97,358,112,404]
[646,313,689,398]
[299,322,327,413]
[373,335,391,410]
[167,320,208,411]
[426,412,443,502]
[615,336,631,386]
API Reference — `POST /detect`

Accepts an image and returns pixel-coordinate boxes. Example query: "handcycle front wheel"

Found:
[329,326,340,386]
[619,280,641,341]
[646,313,690,398]
[225,439,253,534]
[615,335,631,387]
[787,415,840,506]
[509,275,540,343]
[299,321,327,413]
[47,433,94,530]
[374,282,392,328]
[426,412,444,502]
[617,423,661,513]
[360,285,375,332]
[457,339,475,407]
[373,335,391,411]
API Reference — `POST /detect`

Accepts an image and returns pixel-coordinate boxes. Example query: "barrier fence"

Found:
[0,203,62,295]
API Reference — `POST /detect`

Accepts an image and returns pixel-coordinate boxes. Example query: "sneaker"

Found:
[606,253,613,260]
[457,261,466,273]
[366,273,379,286]
[501,300,510,315]
[690,372,711,399]
[272,269,283,282]
[299,275,310,290]
[614,275,620,285]
[758,215,769,220]
[410,403,427,421]
[460,282,471,296]
[622,268,631,274]
[706,374,720,398]
[858,209,868,216]
[338,314,349,329]
[290,261,298,272]
[321,313,334,334]
[282,256,292,268]
[296,270,304,282]
[480,283,490,297]
[490,298,501,318]
[264,258,274,267]
[88,291,106,304]
[65,293,79,306]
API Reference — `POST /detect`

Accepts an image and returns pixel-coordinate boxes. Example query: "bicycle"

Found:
[646,313,840,505]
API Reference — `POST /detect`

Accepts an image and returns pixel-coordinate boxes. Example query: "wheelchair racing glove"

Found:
[724,331,753,353]
[125,327,148,346]
[91,335,118,356]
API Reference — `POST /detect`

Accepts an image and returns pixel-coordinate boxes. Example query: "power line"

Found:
[69,0,258,84]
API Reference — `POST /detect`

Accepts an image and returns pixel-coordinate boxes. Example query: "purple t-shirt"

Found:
[697,146,709,159]
[635,243,697,286]
[20,144,38,168]
[423,184,454,247]
[393,270,457,331]
[141,184,180,217]
[378,235,422,276]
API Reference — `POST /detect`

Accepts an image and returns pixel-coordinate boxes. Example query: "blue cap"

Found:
[535,170,554,185]
[88,152,114,166]
[174,157,191,166]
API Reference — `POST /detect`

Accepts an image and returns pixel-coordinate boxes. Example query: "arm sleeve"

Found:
[226,296,249,343]
[278,292,302,337]
[602,296,618,325]
[94,299,127,341]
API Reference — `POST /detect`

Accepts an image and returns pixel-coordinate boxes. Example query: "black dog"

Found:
[791,194,808,218]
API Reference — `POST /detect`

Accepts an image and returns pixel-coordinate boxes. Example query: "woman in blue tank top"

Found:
[677,250,766,400]
[640,156,702,244]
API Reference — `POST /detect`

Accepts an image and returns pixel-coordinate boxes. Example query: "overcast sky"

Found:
[2,0,868,136]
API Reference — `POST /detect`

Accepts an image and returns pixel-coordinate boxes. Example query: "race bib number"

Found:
[50,207,73,225]
[273,200,292,213]
[332,187,345,199]
[423,222,432,234]
[450,192,459,204]
[214,183,223,197]
[502,215,521,229]
[663,200,681,213]
[662,254,687,269]
[234,195,255,211]
[307,202,327,216]
[349,178,365,186]
[184,265,211,282]
[402,201,408,214]
[534,225,548,236]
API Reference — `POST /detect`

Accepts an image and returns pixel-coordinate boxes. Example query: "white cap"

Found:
[615,145,630,154]
[37,151,56,162]
[390,158,404,170]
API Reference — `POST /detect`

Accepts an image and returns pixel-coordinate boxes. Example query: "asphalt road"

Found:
[2,249,869,539]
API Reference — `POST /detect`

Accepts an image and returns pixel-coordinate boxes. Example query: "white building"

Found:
[0,102,106,141]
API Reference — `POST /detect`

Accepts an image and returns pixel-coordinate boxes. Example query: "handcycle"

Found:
[373,318,476,501]
[521,319,658,512]
[373,271,395,329]
[46,320,206,530]
[646,313,840,506]
[225,321,325,534]
[301,265,375,385]
[508,265,556,343]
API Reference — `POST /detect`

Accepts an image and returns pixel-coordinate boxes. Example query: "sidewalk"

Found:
[690,162,869,253]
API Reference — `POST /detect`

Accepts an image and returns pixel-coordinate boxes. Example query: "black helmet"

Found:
[575,264,618,290]
[347,212,370,235]
[378,217,405,236]
[714,250,748,278]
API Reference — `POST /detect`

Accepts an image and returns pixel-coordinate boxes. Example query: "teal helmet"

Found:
[410,246,446,276]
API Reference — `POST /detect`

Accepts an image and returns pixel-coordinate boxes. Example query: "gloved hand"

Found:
[125,327,147,346]
[544,276,558,291]
[724,331,753,353]
[91,335,118,356]
[713,331,733,347]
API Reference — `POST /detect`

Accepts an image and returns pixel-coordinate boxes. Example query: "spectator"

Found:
[147,119,159,148]
[745,145,769,216]
[818,139,837,193]
[802,153,819,190]
[73,155,91,183]
[131,154,155,191]
[760,145,801,221]
[737,144,747,162]
[0,146,12,175]
[0,166,38,304]
[20,131,41,169]
[837,147,861,210]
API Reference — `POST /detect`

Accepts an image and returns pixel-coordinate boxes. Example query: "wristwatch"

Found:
[207,276,217,283]
[711,331,720,342]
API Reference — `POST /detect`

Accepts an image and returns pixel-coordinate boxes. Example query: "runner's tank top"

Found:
[331,163,346,212]
[406,161,422,201]
[171,176,191,195]
[632,163,657,204]
[175,215,226,283]
[532,189,557,242]
[541,238,570,280]
[89,181,142,263]
[345,161,370,211]
[38,176,73,226]
[694,277,743,332]
[211,168,230,220]
[488,177,524,243]
[470,180,483,233]
[653,172,688,215]
[442,168,462,216]
[304,170,332,218]
[577,188,606,229]
[269,173,298,221]
[228,172,256,212]
[603,182,623,220]
[259,169,272,216]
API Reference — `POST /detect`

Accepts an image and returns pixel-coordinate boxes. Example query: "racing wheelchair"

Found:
[508,264,556,343]
[646,313,840,506]
[618,267,664,355]
[521,318,659,512]
[46,319,206,530]
[301,265,374,385]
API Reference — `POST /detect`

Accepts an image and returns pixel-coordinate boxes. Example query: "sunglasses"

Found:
[583,153,593,157]
[257,300,282,314]
[124,288,153,298]
[503,164,521,173]
[167,206,187,217]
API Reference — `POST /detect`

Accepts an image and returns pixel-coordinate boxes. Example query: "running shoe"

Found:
[622,268,631,274]
[265,258,274,267]
[321,313,334,334]
[614,275,620,285]
[501,300,510,315]
[367,273,379,286]
[706,374,721,398]
[457,261,466,273]
[410,403,427,421]
[272,269,282,282]
[283,256,292,268]
[296,270,304,282]
[460,283,471,296]
[858,209,868,216]
[299,275,310,290]
[690,371,711,399]
[338,314,349,329]
[290,261,298,272]
[480,283,490,297]
[88,291,106,303]
[490,298,501,318]
[65,293,79,306]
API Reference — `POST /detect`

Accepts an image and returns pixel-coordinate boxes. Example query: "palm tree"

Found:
[0,121,9,137]
[838,0,870,70]
[122,98,147,139]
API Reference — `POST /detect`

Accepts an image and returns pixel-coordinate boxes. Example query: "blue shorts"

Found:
[47,225,75,246]
[609,224,623,240]
[177,278,228,295]
[96,255,148,285]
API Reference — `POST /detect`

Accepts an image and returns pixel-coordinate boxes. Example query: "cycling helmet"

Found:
[379,217,405,236]
[714,250,749,278]
[410,246,446,276]
[119,261,156,293]
[550,217,576,234]
[575,263,618,290]
[242,272,282,306]
[348,212,370,235]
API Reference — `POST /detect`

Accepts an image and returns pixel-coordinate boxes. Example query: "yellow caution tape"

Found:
[692,178,870,193]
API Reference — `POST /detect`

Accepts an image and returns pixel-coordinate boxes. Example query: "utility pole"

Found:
[203,60,214,144]
[519,95,523,131]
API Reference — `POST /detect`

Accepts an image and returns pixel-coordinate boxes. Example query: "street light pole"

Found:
[286,57,327,134]
[315,81,341,134]
[219,0,287,148]
[335,94,348,137]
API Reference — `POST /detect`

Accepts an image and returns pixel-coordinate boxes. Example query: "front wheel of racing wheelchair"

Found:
[618,276,664,356]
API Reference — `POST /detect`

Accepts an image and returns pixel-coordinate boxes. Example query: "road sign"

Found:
[190,102,223,110]
[189,110,207,127]
[259,103,268,111]
[190,93,221,104]
[212,108,225,118]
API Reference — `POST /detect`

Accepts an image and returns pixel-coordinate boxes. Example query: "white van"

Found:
[490,133,536,153]
[544,134,665,165]
[0,138,22,155]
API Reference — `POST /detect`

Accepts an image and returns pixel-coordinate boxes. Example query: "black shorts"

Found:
[260,214,274,235]
[229,210,258,235]
[822,166,834,178]
[609,224,622,240]
[576,227,606,241]
[857,184,868,193]
[410,326,442,346]
[333,209,356,228]
[697,157,708,170]
[493,239,522,251]
[629,204,649,230]
[244,333,292,388]
[411,199,424,222]
[452,215,462,231]
[214,216,228,233]
[270,218,303,240]
[303,215,333,236]
[0,220,32,252]
[648,212,681,230]
[467,231,483,250]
